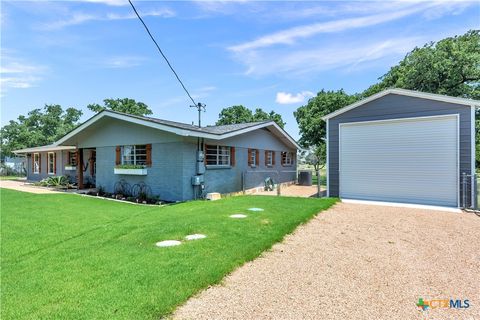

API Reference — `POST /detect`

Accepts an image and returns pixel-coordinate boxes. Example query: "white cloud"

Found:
[276,91,314,104]
[238,37,421,76]
[42,8,175,30]
[102,56,146,68]
[227,1,476,77]
[82,0,129,6]
[229,4,433,53]
[0,53,47,94]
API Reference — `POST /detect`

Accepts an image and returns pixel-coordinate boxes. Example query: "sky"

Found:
[1,0,479,139]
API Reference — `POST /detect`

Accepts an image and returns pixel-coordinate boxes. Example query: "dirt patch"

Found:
[174,203,480,320]
[255,184,323,198]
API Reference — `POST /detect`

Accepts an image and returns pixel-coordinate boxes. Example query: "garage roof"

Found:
[322,88,480,121]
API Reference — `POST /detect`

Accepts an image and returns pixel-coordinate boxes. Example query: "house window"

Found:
[47,152,55,175]
[281,151,294,166]
[33,153,40,174]
[248,148,259,167]
[68,151,77,166]
[205,145,231,166]
[266,150,274,167]
[121,145,147,166]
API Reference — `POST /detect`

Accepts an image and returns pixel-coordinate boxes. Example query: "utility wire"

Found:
[128,0,197,106]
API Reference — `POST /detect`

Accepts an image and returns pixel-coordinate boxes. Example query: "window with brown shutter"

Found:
[230,147,235,166]
[205,145,231,166]
[53,152,57,174]
[265,150,274,167]
[248,149,259,167]
[146,144,152,166]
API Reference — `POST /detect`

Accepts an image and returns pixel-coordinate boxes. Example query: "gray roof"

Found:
[110,110,270,135]
[54,109,302,150]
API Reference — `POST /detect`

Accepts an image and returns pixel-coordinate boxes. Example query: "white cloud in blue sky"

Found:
[1,0,478,139]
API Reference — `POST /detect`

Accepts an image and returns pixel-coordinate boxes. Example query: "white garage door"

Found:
[339,115,458,207]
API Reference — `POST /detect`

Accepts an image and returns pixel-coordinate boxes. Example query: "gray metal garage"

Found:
[323,89,479,208]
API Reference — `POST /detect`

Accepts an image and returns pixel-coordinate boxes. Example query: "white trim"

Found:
[471,105,476,207]
[457,114,461,208]
[47,152,55,175]
[55,110,301,150]
[338,113,460,208]
[341,199,462,213]
[322,88,480,121]
[33,153,40,174]
[14,145,75,154]
[326,119,330,197]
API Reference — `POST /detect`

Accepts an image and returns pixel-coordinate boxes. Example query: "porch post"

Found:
[77,148,84,189]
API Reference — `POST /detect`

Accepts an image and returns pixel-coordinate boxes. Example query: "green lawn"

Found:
[0,188,336,319]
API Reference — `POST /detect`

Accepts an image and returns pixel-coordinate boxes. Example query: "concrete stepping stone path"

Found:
[185,234,207,241]
[248,208,264,212]
[156,240,182,247]
[230,214,247,219]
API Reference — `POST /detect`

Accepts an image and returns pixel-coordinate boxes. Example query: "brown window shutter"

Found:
[230,146,235,166]
[255,149,259,166]
[281,152,285,166]
[31,154,34,172]
[53,153,57,174]
[272,151,276,165]
[146,144,152,166]
[115,146,121,165]
[39,153,42,172]
[264,150,268,166]
[247,148,252,166]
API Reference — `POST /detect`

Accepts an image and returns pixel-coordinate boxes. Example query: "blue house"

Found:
[14,110,300,201]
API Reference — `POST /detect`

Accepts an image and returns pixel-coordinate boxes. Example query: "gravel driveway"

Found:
[174,203,480,320]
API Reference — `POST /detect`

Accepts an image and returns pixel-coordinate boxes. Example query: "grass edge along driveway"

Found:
[1,188,337,319]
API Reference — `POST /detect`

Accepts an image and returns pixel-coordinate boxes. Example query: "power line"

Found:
[128,0,197,106]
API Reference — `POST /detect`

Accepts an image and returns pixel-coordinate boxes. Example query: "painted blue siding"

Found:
[327,93,473,206]
[64,117,297,201]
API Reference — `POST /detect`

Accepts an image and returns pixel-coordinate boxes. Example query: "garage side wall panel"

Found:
[328,94,472,201]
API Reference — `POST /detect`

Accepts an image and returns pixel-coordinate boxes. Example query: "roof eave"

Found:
[322,89,480,121]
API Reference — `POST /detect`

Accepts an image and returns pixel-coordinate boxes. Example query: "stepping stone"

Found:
[230,214,247,218]
[248,207,264,212]
[156,240,182,247]
[185,234,206,241]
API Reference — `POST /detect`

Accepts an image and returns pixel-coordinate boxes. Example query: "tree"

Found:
[362,29,480,164]
[294,90,358,148]
[1,105,83,159]
[87,98,153,116]
[305,144,326,172]
[362,30,480,99]
[216,105,286,128]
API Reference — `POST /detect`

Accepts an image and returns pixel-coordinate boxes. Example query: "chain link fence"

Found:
[461,173,477,210]
[241,170,297,194]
